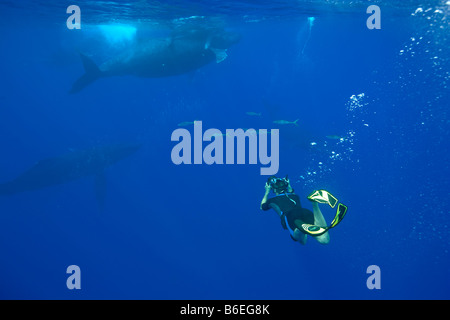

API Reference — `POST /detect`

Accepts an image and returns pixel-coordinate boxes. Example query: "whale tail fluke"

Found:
[70,53,103,94]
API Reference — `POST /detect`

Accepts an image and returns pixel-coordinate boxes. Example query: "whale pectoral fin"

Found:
[70,53,103,94]
[95,171,107,211]
[209,48,228,63]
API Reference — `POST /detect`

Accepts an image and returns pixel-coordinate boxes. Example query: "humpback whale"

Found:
[0,144,141,206]
[70,26,241,93]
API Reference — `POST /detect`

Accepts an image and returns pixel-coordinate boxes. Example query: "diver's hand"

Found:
[261,183,271,210]
[285,178,293,193]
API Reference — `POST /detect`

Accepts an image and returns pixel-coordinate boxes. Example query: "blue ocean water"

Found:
[0,0,448,300]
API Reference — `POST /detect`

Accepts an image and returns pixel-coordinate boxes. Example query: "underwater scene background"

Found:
[0,0,448,299]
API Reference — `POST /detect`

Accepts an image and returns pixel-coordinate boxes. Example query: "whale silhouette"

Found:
[70,26,241,93]
[0,144,141,207]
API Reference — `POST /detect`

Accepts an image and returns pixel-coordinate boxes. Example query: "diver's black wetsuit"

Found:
[261,193,315,239]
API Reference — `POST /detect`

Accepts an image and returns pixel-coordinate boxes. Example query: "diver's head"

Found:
[267,175,289,194]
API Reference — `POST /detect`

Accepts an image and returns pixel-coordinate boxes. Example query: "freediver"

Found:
[260,175,347,245]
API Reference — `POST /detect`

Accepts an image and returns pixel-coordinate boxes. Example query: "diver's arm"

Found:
[286,179,294,193]
[260,183,271,210]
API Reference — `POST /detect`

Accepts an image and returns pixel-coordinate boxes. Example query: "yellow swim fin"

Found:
[307,189,338,208]
[299,191,348,237]
[329,203,348,228]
